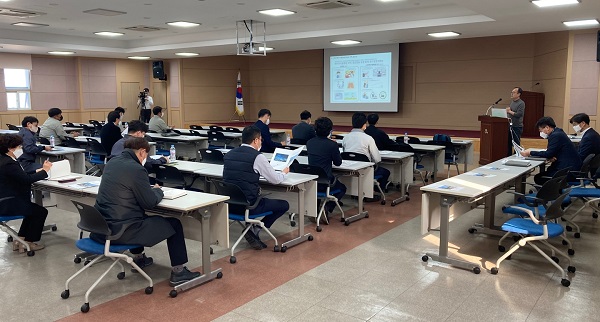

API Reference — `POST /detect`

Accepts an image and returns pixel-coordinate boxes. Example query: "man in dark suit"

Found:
[364,113,398,150]
[291,110,316,143]
[99,111,123,154]
[93,137,200,286]
[570,113,600,163]
[254,108,286,153]
[17,116,52,173]
[521,117,582,184]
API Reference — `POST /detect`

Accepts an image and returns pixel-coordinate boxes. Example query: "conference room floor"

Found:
[2,163,600,321]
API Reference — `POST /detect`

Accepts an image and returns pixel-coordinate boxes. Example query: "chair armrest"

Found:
[505,205,541,224]
[248,193,271,210]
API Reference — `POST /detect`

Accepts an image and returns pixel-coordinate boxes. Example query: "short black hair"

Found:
[143,88,149,92]
[107,111,121,123]
[314,117,333,137]
[570,113,590,125]
[258,109,271,118]
[124,137,150,152]
[48,108,62,117]
[300,110,311,120]
[514,87,523,95]
[152,106,163,116]
[535,116,556,129]
[127,120,149,134]
[0,134,23,154]
[241,125,261,145]
[114,107,125,115]
[367,113,379,125]
[21,116,39,127]
[352,112,367,129]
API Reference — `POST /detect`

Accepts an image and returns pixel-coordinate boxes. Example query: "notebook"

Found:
[162,188,187,200]
[47,160,81,181]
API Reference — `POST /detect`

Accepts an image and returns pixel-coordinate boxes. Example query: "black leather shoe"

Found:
[247,229,267,249]
[169,267,201,286]
[244,231,264,250]
[131,254,153,272]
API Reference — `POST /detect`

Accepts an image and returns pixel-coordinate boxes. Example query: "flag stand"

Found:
[229,111,247,123]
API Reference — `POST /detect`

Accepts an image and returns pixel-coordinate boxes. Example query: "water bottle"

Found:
[286,134,291,145]
[50,135,55,147]
[403,132,409,144]
[169,145,176,162]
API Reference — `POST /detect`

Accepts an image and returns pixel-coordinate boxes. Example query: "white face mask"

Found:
[141,157,147,167]
[13,148,23,159]
[539,132,548,139]
[30,126,39,133]
[265,118,270,126]
[573,124,582,133]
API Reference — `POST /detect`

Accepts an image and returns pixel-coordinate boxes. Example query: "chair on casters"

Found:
[398,136,428,184]
[85,138,107,176]
[61,201,153,313]
[212,181,281,264]
[0,197,36,256]
[563,166,600,238]
[341,152,387,205]
[429,134,461,178]
[63,136,82,148]
[153,164,197,190]
[491,191,576,287]
[199,148,224,164]
[290,163,344,232]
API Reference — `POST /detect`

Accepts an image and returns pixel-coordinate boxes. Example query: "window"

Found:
[4,69,31,110]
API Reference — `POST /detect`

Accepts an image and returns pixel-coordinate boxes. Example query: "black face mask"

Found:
[59,116,64,121]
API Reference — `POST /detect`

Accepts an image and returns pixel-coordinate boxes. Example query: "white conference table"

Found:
[420,156,544,274]
[75,136,157,155]
[39,146,86,174]
[146,133,208,161]
[0,129,19,134]
[409,137,475,174]
[176,128,242,139]
[31,175,230,296]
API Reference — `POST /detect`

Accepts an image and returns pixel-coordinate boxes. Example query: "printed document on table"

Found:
[270,146,303,171]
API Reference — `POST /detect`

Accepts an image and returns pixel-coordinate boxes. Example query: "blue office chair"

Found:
[563,166,600,238]
[429,134,461,178]
[0,197,36,256]
[341,151,387,205]
[60,201,153,313]
[491,192,576,287]
[212,181,281,264]
[85,138,107,176]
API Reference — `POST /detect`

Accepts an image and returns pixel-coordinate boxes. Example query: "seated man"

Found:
[254,108,285,153]
[148,106,173,133]
[106,107,127,132]
[342,112,391,190]
[99,111,123,154]
[521,116,582,185]
[39,107,79,146]
[570,113,600,162]
[110,120,168,170]
[17,116,52,173]
[223,125,290,249]
[307,117,346,215]
[93,137,199,286]
[291,110,316,143]
[364,113,399,150]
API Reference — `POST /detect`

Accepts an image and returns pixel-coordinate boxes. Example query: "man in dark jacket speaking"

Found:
[92,137,200,286]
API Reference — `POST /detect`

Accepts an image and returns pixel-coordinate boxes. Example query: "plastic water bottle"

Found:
[403,132,409,144]
[50,135,55,147]
[286,134,291,145]
[169,145,176,162]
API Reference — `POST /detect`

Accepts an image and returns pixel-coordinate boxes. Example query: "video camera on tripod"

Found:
[138,91,147,105]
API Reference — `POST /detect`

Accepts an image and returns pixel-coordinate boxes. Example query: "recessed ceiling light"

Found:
[531,0,579,8]
[258,8,296,16]
[48,51,75,55]
[428,31,461,38]
[563,19,599,27]
[175,52,199,57]
[94,31,124,37]
[128,56,151,60]
[331,40,362,45]
[11,22,49,27]
[258,46,274,51]
[166,21,200,27]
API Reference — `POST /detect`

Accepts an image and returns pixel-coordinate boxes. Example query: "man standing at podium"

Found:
[506,87,525,156]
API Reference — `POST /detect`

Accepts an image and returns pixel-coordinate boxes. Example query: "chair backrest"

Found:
[386,142,415,153]
[65,122,75,127]
[330,134,344,140]
[225,127,242,133]
[172,129,182,135]
[535,176,567,203]
[341,151,370,162]
[544,191,570,220]
[432,134,451,143]
[188,129,203,137]
[6,124,19,131]
[63,137,81,148]
[153,164,186,188]
[290,138,307,145]
[208,131,226,143]
[82,124,95,136]
[209,125,224,131]
[71,200,111,236]
[38,137,51,145]
[406,136,421,144]
[579,153,596,176]
[190,125,204,130]
[86,138,107,156]
[212,180,250,208]
[290,163,330,185]
[199,148,224,164]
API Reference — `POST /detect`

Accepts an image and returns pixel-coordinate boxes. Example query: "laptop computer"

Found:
[491,108,508,118]
[47,160,81,181]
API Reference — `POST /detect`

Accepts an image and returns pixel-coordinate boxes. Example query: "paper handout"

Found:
[269,146,304,171]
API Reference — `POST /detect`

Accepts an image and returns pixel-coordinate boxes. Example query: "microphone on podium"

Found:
[494,98,502,104]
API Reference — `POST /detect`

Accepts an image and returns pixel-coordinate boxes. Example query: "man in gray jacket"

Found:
[92,137,199,286]
[39,108,79,146]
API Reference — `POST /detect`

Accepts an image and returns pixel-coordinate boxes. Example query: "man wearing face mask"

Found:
[254,108,286,153]
[570,113,600,163]
[223,125,290,250]
[17,116,52,173]
[39,107,80,146]
[110,120,168,169]
[93,137,200,286]
[291,110,316,143]
[148,106,173,133]
[521,117,581,185]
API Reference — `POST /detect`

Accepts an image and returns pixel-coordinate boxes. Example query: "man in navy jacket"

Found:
[17,116,51,173]
[254,109,285,153]
[521,117,582,184]
[570,113,600,164]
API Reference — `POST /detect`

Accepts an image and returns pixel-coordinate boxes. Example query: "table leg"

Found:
[345,169,369,224]
[391,159,408,206]
[281,183,313,249]
[432,152,438,183]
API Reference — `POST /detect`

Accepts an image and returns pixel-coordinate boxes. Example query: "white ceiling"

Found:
[0,0,598,59]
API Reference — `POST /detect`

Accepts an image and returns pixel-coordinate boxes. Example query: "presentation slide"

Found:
[324,44,399,112]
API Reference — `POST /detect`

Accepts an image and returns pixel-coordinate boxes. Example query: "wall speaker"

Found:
[152,61,165,79]
[597,30,600,62]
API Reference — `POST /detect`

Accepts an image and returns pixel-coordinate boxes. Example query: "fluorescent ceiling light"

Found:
[11,22,49,27]
[563,19,599,26]
[331,40,362,45]
[258,9,296,16]
[258,47,274,51]
[428,31,461,38]
[128,56,151,60]
[175,52,199,57]
[166,21,200,27]
[531,0,580,8]
[48,51,75,55]
[94,31,124,37]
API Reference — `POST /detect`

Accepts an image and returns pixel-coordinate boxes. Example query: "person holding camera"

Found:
[137,88,153,123]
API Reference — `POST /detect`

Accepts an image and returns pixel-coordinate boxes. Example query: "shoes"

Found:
[18,241,45,253]
[364,195,381,203]
[243,230,264,250]
[169,267,201,287]
[131,254,154,272]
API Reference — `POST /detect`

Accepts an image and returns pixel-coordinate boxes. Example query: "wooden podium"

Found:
[478,115,509,164]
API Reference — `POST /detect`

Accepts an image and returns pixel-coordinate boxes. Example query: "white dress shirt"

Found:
[240,144,286,184]
[342,128,381,163]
